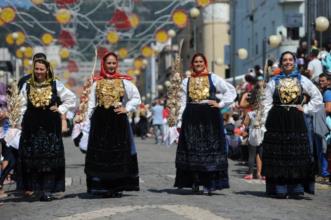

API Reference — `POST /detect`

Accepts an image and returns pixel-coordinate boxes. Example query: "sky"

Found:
[0,0,32,9]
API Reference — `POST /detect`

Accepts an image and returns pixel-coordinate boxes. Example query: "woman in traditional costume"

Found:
[174,53,236,195]
[18,58,76,201]
[85,52,140,197]
[262,51,322,198]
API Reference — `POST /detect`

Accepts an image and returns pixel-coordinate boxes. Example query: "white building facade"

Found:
[231,0,305,78]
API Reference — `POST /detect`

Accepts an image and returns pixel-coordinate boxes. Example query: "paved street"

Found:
[1,137,330,220]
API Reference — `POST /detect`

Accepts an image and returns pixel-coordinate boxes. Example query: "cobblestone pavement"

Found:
[1,137,330,220]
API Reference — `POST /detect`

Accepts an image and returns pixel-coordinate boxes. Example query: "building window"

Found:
[287,27,299,40]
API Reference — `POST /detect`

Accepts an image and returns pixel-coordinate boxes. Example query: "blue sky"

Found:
[0,0,32,9]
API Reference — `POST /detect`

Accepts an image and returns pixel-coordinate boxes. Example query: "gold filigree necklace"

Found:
[96,78,125,109]
[188,75,210,102]
[28,82,53,108]
[277,77,301,104]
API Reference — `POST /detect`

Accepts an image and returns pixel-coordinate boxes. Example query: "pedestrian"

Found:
[308,49,323,82]
[242,75,266,181]
[136,104,148,139]
[262,51,323,198]
[151,99,164,144]
[317,73,331,180]
[17,58,76,201]
[174,53,236,195]
[84,52,141,198]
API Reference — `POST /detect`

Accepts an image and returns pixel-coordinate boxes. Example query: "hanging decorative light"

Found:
[141,46,154,58]
[129,13,140,29]
[315,16,330,32]
[55,8,72,25]
[196,0,211,7]
[24,47,33,58]
[134,58,144,70]
[171,9,188,29]
[106,31,119,44]
[118,48,128,59]
[190,7,200,18]
[0,7,16,24]
[23,59,31,68]
[268,35,282,48]
[41,33,54,45]
[168,29,176,38]
[155,29,169,43]
[15,49,23,58]
[237,48,248,60]
[6,32,25,45]
[59,48,70,59]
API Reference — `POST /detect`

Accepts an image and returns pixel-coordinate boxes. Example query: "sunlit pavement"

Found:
[1,137,330,220]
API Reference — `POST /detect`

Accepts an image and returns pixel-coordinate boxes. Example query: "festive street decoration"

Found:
[196,0,212,7]
[59,29,76,48]
[6,32,25,46]
[118,48,128,59]
[141,46,154,58]
[109,9,131,30]
[129,13,140,28]
[171,9,188,28]
[0,7,16,24]
[55,8,72,25]
[41,33,54,45]
[155,29,169,43]
[106,31,119,44]
[59,47,70,59]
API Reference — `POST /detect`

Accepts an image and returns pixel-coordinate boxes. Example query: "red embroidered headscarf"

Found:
[94,52,132,81]
[190,53,209,77]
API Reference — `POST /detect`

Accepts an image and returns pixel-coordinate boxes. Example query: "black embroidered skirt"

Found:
[262,106,315,196]
[174,103,229,190]
[85,107,139,194]
[17,108,65,193]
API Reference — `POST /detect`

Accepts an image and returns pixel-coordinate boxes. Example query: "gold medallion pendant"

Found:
[188,75,210,102]
[28,84,52,108]
[277,78,301,104]
[96,79,125,109]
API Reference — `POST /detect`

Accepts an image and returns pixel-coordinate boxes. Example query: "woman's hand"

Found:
[296,105,304,112]
[50,105,59,112]
[114,106,128,114]
[208,100,220,108]
[0,111,7,120]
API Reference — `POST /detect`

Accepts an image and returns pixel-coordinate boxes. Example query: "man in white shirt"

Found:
[308,49,324,82]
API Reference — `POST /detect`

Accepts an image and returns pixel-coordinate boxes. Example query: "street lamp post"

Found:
[190,7,200,52]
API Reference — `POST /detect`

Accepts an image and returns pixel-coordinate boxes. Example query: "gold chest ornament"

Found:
[188,75,210,102]
[28,84,52,108]
[96,78,125,109]
[277,77,301,104]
